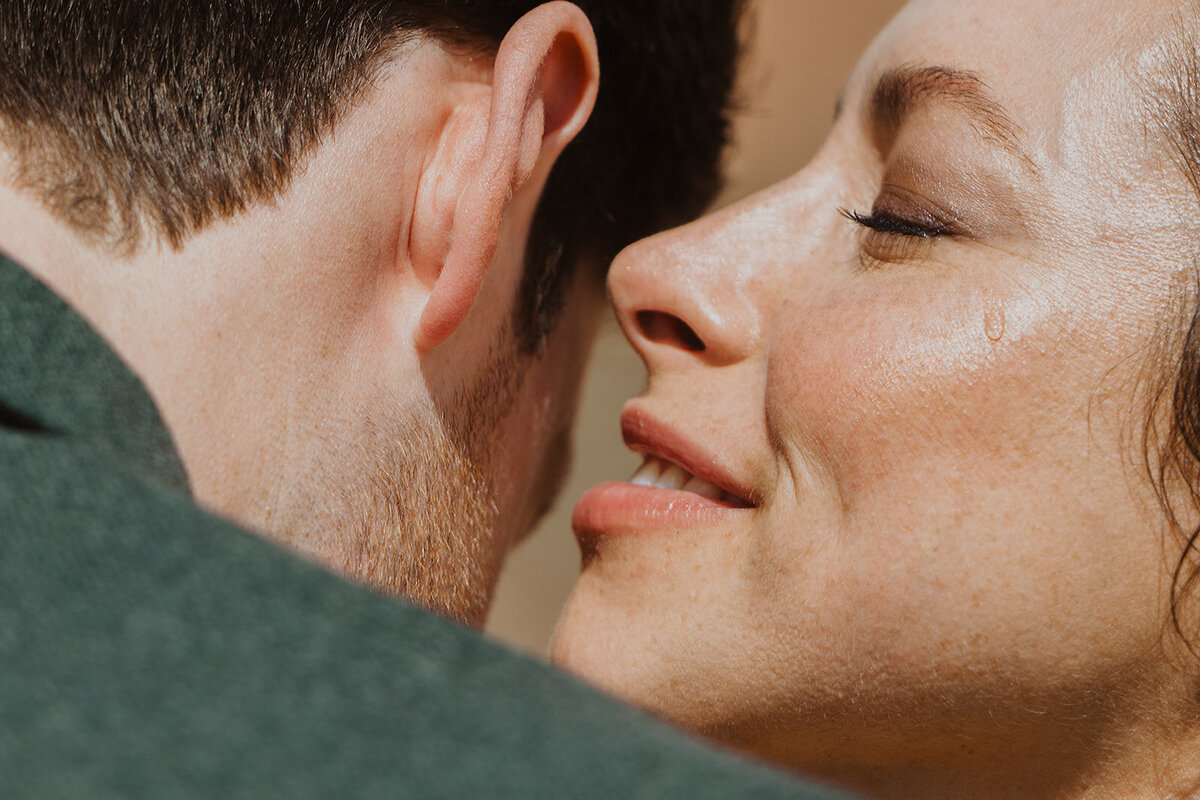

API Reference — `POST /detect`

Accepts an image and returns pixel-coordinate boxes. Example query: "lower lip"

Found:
[572,481,745,537]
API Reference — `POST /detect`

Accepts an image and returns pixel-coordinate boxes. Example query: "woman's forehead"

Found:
[846,0,1191,195]
[854,0,1175,116]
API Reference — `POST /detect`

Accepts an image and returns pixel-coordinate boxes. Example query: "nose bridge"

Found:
[610,166,839,370]
[608,201,771,367]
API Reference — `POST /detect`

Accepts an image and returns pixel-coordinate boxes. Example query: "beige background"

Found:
[487,0,909,655]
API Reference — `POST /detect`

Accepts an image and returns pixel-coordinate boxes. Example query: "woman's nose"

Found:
[608,211,764,370]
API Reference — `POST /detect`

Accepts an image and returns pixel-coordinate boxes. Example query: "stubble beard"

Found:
[296,335,525,627]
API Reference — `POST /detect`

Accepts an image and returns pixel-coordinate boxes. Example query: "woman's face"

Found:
[553,0,1198,779]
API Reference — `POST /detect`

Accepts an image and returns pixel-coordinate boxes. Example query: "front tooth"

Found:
[657,464,688,491]
[630,459,658,486]
[683,476,723,500]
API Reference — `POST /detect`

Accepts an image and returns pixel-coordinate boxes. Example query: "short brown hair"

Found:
[0,1,746,345]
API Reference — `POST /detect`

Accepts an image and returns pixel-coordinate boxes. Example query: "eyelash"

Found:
[839,206,956,268]
[838,208,949,239]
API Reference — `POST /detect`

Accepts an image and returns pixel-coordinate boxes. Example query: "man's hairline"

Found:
[0,21,505,257]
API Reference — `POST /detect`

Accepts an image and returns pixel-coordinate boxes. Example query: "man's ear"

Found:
[412,1,599,352]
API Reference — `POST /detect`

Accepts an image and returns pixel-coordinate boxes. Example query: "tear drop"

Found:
[984,307,1006,342]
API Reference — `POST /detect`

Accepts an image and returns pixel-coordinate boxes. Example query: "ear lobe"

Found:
[413,1,600,352]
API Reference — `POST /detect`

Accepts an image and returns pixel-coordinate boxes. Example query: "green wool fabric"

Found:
[0,253,847,799]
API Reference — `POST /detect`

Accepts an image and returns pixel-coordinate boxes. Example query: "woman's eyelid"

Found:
[840,208,941,239]
[838,186,956,269]
[873,184,967,235]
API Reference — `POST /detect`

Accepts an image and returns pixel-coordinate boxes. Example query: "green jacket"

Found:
[0,253,845,799]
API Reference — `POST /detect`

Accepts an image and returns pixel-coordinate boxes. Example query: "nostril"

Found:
[635,310,705,353]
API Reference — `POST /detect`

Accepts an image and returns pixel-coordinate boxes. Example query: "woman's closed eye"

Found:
[840,202,959,267]
[840,208,951,239]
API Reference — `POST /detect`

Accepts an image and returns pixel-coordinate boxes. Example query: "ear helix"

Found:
[413,2,599,353]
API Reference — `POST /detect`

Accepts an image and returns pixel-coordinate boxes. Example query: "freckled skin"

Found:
[553,1,1200,798]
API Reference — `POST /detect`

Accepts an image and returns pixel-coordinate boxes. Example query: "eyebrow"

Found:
[863,65,1036,171]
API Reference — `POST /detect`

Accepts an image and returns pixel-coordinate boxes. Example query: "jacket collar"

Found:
[0,251,189,493]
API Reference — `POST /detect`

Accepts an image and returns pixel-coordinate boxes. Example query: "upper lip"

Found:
[620,406,758,507]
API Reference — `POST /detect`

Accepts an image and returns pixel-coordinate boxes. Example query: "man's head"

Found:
[0,0,745,624]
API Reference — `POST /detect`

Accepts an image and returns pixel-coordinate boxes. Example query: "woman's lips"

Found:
[572,479,748,539]
[629,454,746,503]
[620,407,758,506]
[572,411,757,540]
